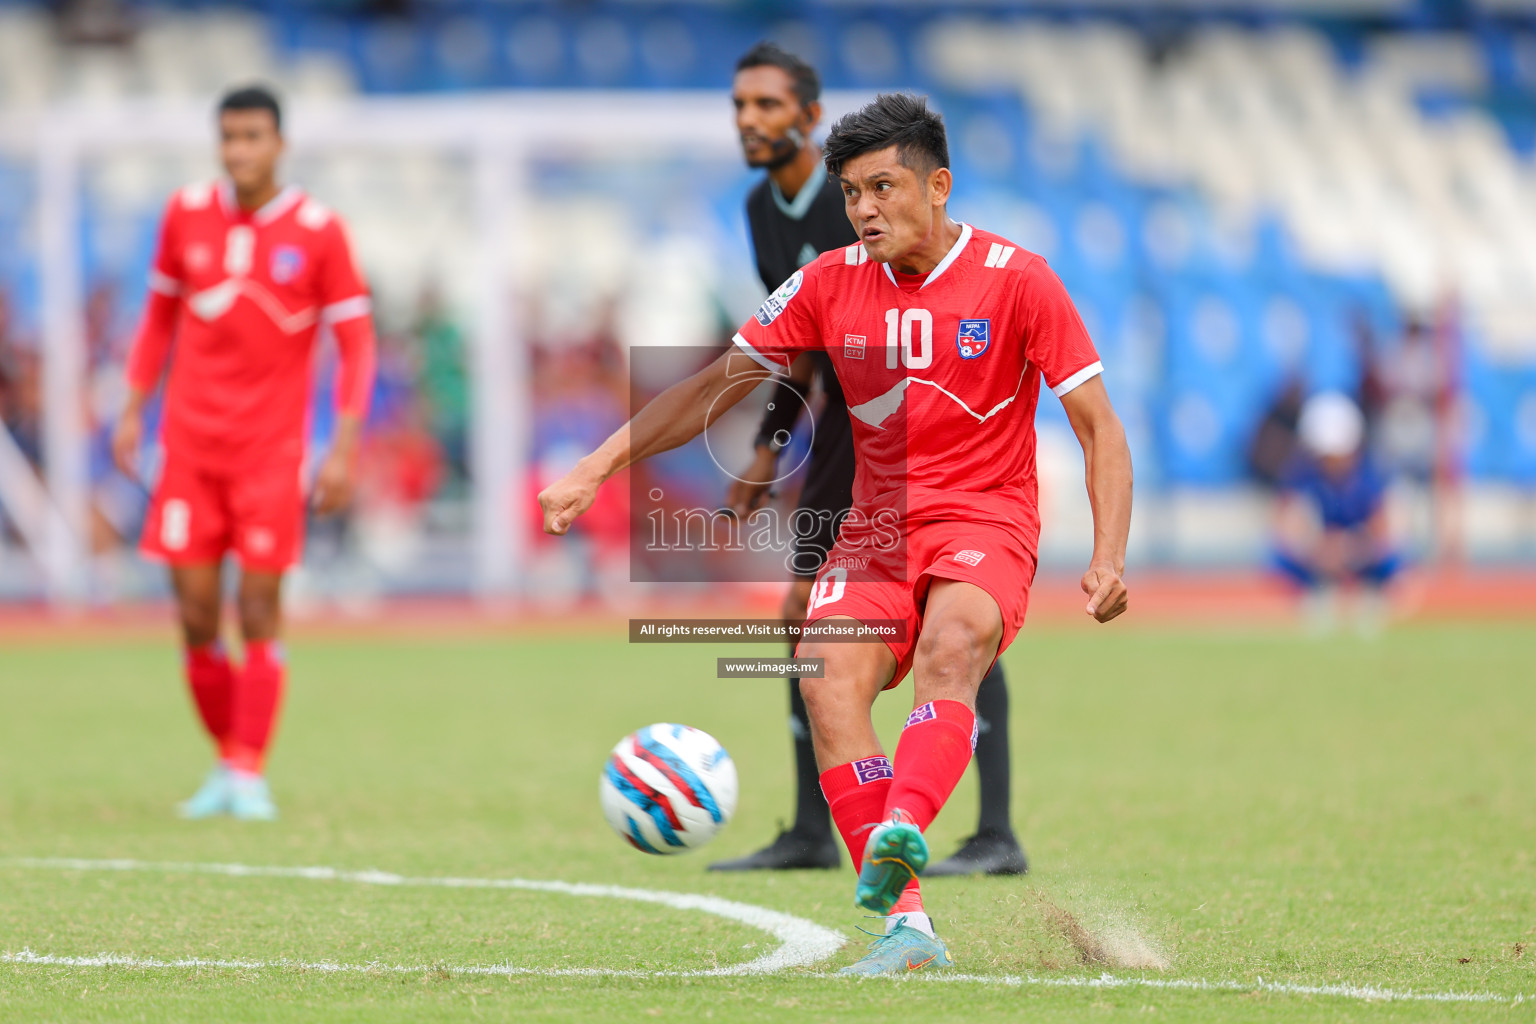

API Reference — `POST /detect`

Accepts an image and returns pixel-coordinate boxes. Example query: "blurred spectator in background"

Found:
[1376,317,1441,482]
[412,284,469,489]
[352,392,444,577]
[86,279,149,558]
[0,292,42,468]
[1247,376,1304,489]
[524,302,630,604]
[1351,309,1391,448]
[0,291,36,551]
[1274,392,1403,635]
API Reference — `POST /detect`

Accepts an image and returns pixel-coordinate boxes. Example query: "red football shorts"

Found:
[141,452,305,572]
[799,518,1037,689]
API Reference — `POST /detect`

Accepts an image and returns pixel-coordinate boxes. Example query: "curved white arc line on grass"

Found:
[1,857,843,976]
[5,859,1532,1005]
[2,951,1528,1006]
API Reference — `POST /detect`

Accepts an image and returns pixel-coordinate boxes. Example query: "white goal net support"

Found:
[0,92,880,606]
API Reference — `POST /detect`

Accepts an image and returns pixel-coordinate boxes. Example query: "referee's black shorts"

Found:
[788,411,855,580]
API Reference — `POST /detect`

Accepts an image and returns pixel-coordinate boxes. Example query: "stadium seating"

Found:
[1,1,1535,493]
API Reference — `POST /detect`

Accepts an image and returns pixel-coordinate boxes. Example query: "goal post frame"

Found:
[4,92,759,604]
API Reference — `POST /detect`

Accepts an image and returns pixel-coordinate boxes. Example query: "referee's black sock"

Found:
[788,676,834,840]
[973,662,1015,836]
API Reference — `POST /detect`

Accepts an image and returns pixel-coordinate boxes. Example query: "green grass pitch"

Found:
[1,620,1532,1021]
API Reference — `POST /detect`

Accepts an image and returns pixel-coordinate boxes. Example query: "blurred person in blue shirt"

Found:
[1274,392,1402,633]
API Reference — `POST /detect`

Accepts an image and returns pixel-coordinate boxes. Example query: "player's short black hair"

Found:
[735,42,820,109]
[218,84,282,131]
[824,93,949,180]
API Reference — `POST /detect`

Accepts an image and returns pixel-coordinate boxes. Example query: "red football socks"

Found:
[819,701,979,922]
[821,756,929,917]
[225,640,286,774]
[819,755,895,869]
[890,880,924,916]
[884,699,977,831]
[185,642,233,750]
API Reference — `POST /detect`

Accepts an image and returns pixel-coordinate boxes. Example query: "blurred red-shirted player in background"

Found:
[112,85,376,820]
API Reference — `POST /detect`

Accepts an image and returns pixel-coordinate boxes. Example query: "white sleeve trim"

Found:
[731,332,789,373]
[1051,360,1104,398]
[320,296,372,325]
[147,269,181,296]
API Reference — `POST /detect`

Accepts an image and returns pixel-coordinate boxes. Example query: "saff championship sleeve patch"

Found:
[754,269,804,326]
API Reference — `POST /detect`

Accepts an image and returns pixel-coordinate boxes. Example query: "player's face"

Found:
[219,110,284,192]
[733,66,811,169]
[838,147,951,266]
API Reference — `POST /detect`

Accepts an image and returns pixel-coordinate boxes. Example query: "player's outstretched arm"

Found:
[539,348,766,535]
[1060,376,1133,622]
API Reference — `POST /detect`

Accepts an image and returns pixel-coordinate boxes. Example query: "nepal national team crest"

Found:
[270,245,306,284]
[956,319,991,360]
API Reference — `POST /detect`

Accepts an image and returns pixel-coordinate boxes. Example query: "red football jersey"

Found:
[128,181,372,470]
[733,224,1102,555]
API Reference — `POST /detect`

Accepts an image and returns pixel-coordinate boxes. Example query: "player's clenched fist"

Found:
[539,470,601,535]
[1081,561,1129,623]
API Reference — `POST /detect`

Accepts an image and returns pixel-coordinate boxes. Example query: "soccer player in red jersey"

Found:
[112,86,376,821]
[539,94,1131,973]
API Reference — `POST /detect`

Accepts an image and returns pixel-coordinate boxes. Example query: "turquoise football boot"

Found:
[854,814,929,915]
[177,766,231,819]
[228,773,278,821]
[839,921,954,975]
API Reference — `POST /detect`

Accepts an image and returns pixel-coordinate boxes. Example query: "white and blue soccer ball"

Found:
[600,723,738,854]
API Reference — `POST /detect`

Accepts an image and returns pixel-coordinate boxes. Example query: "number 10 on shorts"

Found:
[808,566,847,612]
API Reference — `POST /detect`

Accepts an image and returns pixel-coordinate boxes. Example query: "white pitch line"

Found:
[0,857,843,976]
[3,858,1531,1006]
[905,971,1529,1005]
[4,950,1529,1006]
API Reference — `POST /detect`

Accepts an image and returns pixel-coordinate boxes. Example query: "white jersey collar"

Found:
[881,222,973,290]
[218,181,304,225]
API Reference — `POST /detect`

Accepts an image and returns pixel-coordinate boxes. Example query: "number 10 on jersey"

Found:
[884,308,933,370]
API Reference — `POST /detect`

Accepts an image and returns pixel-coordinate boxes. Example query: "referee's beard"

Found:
[746,135,802,171]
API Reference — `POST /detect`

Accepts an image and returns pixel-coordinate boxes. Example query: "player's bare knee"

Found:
[795,644,866,717]
[914,618,995,695]
[237,576,283,641]
[793,643,838,712]
[176,598,221,647]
